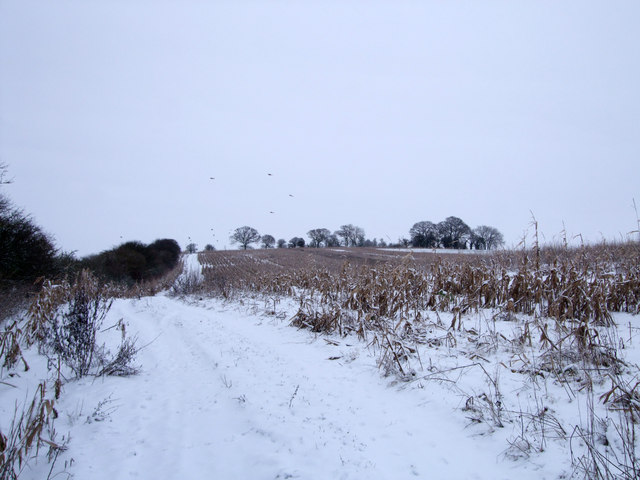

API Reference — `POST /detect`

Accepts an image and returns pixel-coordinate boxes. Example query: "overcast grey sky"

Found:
[1,0,639,256]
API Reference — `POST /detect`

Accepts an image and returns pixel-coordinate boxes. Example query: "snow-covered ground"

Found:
[42,297,538,480]
[0,300,521,479]
[181,253,204,282]
[2,255,638,479]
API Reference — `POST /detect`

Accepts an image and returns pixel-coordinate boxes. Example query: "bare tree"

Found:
[230,226,261,250]
[437,216,471,249]
[472,225,504,250]
[325,234,340,247]
[307,228,331,248]
[185,243,198,254]
[288,237,305,248]
[261,234,275,249]
[409,221,438,248]
[277,238,286,248]
[335,225,351,247]
[354,226,365,247]
[335,224,366,247]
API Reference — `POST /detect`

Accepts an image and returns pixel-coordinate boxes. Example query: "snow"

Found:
[179,253,204,283]
[3,298,513,479]
[2,255,638,479]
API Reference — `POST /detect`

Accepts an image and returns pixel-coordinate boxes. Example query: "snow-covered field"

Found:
[380,248,492,255]
[2,254,639,479]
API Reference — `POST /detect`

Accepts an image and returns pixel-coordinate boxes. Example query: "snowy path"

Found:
[173,253,204,288]
[52,290,551,480]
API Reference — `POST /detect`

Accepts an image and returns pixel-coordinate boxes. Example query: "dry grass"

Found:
[1,267,150,479]
[197,244,640,392]
[200,242,639,326]
[0,382,65,480]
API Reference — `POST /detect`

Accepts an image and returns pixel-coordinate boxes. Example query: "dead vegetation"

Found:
[0,382,66,480]
[2,242,638,478]
[1,269,145,479]
[26,270,140,379]
[199,241,640,478]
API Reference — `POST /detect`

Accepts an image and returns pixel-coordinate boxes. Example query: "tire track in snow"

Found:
[60,294,540,480]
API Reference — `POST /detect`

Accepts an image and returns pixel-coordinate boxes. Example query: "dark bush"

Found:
[0,193,63,321]
[0,194,58,285]
[148,239,181,273]
[79,238,181,286]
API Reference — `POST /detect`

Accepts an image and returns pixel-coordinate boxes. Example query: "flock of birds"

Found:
[209,172,294,216]
[205,172,297,247]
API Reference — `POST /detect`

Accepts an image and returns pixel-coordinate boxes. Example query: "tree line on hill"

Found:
[1,160,503,318]
[227,216,504,251]
[408,217,504,250]
[2,178,501,301]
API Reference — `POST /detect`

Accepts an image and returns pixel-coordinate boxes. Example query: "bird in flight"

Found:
[289,194,294,197]
[270,211,275,214]
[209,177,215,180]
[267,173,273,176]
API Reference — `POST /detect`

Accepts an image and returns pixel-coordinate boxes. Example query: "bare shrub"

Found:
[28,270,138,378]
[97,336,140,377]
[48,271,112,377]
